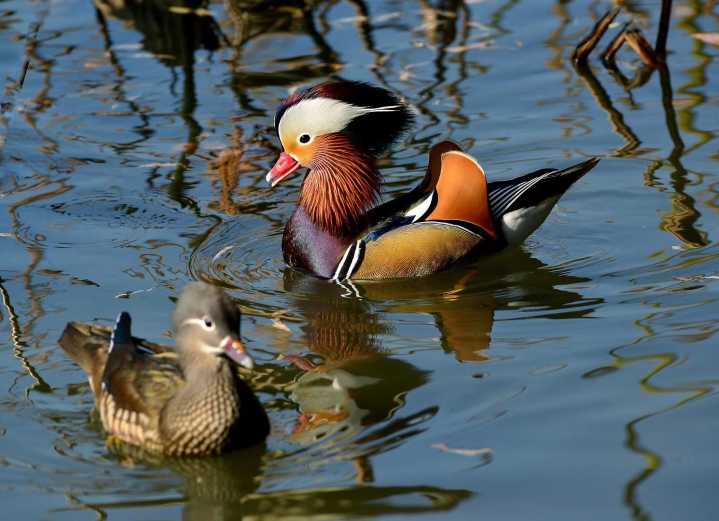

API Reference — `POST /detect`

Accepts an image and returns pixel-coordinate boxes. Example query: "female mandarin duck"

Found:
[267,81,599,281]
[59,282,270,456]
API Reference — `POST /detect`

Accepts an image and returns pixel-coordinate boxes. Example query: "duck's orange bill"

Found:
[222,337,255,370]
[266,152,300,187]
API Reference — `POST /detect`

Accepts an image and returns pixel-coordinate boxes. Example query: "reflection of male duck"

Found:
[281,249,601,434]
[281,270,429,450]
[355,247,602,363]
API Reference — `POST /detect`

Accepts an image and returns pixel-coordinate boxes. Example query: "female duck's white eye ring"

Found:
[298,133,312,144]
[201,316,215,331]
[180,317,216,331]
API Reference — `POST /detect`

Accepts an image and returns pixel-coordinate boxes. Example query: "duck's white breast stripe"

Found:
[331,240,364,282]
[405,191,437,223]
[346,240,364,278]
[331,243,355,281]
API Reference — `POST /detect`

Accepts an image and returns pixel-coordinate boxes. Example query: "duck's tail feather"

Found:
[58,321,111,393]
[488,157,599,220]
[488,157,600,245]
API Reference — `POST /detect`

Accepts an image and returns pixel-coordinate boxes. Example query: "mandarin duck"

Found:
[266,80,600,281]
[58,282,270,456]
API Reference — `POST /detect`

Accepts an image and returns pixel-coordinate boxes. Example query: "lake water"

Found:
[1,0,718,519]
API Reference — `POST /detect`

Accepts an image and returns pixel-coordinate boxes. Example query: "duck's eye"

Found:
[298,134,311,144]
[202,316,215,331]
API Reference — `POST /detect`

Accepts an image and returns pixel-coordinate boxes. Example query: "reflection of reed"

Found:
[415,0,474,129]
[594,343,715,521]
[2,180,71,395]
[573,63,642,156]
[570,3,711,247]
[1,9,68,396]
[93,6,153,149]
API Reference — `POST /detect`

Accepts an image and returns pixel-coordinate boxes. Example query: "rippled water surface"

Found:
[1,0,718,519]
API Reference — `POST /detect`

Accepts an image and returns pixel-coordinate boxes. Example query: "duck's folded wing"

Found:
[487,157,599,245]
[336,150,500,280]
[340,221,494,280]
[488,157,600,219]
[100,312,182,446]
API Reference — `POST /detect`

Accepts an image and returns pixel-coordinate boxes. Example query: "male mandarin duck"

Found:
[266,80,600,281]
[59,282,270,456]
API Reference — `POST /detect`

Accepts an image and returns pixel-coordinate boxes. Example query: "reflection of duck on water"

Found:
[303,247,602,363]
[280,248,601,445]
[281,270,429,455]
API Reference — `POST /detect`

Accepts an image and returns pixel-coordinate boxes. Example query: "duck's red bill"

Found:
[266,152,300,187]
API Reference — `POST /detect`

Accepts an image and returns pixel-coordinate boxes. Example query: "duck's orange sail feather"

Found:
[426,150,497,240]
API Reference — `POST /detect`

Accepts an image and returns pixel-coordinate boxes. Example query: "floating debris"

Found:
[693,33,719,47]
[432,443,493,460]
[115,287,154,299]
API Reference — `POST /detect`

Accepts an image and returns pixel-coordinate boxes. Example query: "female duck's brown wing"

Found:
[333,151,498,281]
[98,312,183,448]
[59,313,182,449]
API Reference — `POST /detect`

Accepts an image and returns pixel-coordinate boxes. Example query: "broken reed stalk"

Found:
[601,22,631,64]
[624,27,659,68]
[571,7,621,64]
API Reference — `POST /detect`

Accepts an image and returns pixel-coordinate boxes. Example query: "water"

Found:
[1,0,718,519]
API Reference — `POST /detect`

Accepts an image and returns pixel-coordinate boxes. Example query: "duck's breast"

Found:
[283,207,353,279]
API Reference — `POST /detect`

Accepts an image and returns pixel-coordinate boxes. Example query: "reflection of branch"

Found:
[573,63,641,156]
[656,62,708,247]
[345,0,390,86]
[3,17,41,98]
[0,274,51,394]
[605,346,714,520]
[572,3,708,247]
[94,7,153,148]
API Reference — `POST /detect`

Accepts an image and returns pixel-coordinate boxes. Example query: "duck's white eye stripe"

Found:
[181,318,215,331]
[278,99,402,143]
[356,105,401,114]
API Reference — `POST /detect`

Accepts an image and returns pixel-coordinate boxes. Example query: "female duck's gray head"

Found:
[171,282,254,369]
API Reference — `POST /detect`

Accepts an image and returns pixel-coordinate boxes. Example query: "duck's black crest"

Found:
[275,80,415,156]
